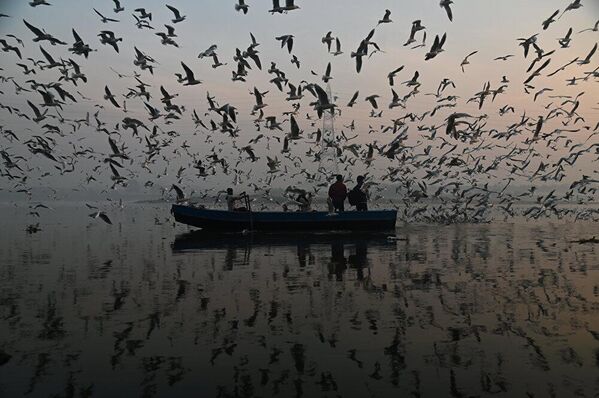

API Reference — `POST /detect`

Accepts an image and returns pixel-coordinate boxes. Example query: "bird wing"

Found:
[439,33,447,48]
[443,3,453,21]
[431,34,440,51]
[314,84,329,104]
[93,8,105,19]
[72,29,82,43]
[546,9,560,25]
[160,85,169,98]
[290,115,300,136]
[365,29,375,42]
[108,96,120,108]
[348,91,359,106]
[181,61,195,80]
[99,213,112,225]
[144,102,158,116]
[23,19,44,37]
[534,58,551,75]
[108,137,120,155]
[565,27,573,39]
[248,52,262,69]
[390,65,404,75]
[69,58,80,73]
[39,46,56,64]
[109,163,121,178]
[370,97,378,109]
[171,184,184,200]
[166,4,181,18]
[27,100,41,117]
[533,117,543,139]
[584,42,597,62]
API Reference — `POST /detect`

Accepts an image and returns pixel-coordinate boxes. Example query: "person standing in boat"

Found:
[348,175,368,211]
[226,188,247,211]
[328,175,347,212]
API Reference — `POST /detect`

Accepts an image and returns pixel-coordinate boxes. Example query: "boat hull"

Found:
[172,205,397,231]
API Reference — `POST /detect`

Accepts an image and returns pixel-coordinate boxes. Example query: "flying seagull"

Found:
[112,0,124,13]
[377,9,392,26]
[460,51,478,72]
[104,86,121,108]
[559,0,582,19]
[166,5,186,23]
[235,0,249,14]
[23,19,66,45]
[347,91,359,107]
[275,35,294,53]
[425,33,446,61]
[29,0,51,6]
[387,65,404,86]
[89,211,112,225]
[180,62,201,85]
[93,8,119,23]
[542,9,559,30]
[577,42,597,65]
[440,0,453,22]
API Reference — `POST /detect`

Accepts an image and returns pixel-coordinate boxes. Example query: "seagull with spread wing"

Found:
[440,0,453,21]
[180,62,202,85]
[166,4,186,23]
[93,8,119,23]
[460,51,478,72]
[577,43,597,66]
[23,19,66,45]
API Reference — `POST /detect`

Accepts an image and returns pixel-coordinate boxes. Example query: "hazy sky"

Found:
[0,0,598,194]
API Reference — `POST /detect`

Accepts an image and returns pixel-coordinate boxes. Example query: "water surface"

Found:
[1,203,598,397]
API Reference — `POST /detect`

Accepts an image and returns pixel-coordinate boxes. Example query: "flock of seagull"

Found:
[0,0,598,227]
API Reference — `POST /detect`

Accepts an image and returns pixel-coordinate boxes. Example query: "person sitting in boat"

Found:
[295,191,313,212]
[348,175,368,211]
[328,174,348,212]
[226,188,247,211]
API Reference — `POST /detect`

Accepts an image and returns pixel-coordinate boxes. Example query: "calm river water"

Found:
[0,203,598,397]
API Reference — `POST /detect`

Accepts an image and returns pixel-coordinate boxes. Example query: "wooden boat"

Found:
[171,204,397,232]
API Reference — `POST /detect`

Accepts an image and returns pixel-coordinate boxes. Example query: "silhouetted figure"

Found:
[349,175,368,211]
[226,188,247,211]
[295,191,312,212]
[328,175,347,212]
[297,242,307,267]
[329,241,347,280]
[348,240,368,281]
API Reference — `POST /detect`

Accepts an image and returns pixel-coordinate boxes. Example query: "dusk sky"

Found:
[0,0,598,194]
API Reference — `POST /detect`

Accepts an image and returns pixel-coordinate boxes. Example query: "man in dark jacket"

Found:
[349,175,368,211]
[328,174,347,212]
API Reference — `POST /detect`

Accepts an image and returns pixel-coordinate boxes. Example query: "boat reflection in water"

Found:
[172,231,394,280]
[2,204,598,398]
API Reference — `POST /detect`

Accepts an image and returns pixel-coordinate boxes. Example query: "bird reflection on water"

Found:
[0,205,599,397]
